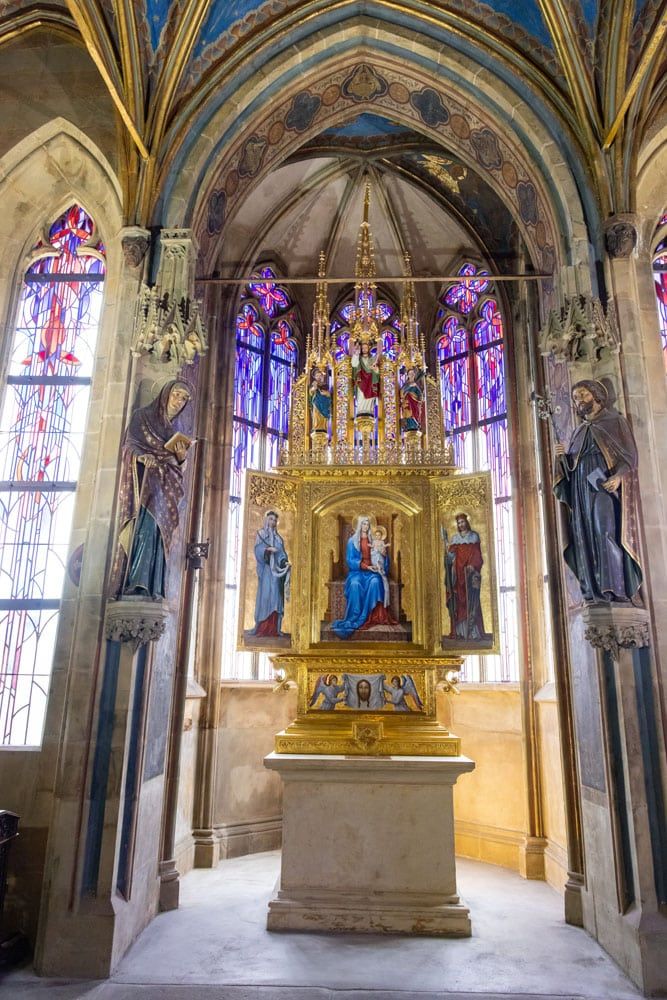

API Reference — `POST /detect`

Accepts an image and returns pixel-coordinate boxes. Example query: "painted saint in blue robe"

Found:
[331,516,394,639]
[251,511,291,636]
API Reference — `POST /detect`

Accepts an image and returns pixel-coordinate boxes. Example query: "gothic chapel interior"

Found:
[0,0,666,997]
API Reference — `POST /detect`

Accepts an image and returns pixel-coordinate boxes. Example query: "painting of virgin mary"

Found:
[330,515,397,639]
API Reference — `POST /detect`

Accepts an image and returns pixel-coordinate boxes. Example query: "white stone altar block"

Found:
[264,753,475,936]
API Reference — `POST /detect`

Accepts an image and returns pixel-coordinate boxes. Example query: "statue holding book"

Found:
[114,380,195,599]
[553,379,642,604]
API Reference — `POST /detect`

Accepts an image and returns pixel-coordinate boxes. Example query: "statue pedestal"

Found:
[264,752,475,936]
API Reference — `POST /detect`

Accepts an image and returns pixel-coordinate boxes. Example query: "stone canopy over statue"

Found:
[554,379,642,605]
[236,184,498,756]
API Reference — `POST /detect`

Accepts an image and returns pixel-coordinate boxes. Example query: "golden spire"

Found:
[355,180,376,282]
[308,250,331,365]
[399,251,424,368]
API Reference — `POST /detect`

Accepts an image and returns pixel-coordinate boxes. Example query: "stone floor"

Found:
[3,851,643,1000]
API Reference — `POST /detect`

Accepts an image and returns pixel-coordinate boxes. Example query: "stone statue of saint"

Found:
[114,380,194,600]
[553,379,642,604]
[309,366,331,434]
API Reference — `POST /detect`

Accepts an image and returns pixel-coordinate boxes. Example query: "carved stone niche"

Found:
[538,295,620,363]
[105,598,168,650]
[582,604,650,658]
[604,215,638,259]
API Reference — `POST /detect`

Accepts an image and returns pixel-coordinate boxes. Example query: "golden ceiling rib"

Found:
[602,0,633,131]
[64,0,149,160]
[0,11,78,48]
[139,0,212,219]
[535,0,603,148]
[114,0,145,132]
[603,11,667,150]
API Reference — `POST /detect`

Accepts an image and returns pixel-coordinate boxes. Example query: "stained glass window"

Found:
[436,263,518,683]
[222,267,298,680]
[0,205,105,745]
[653,211,667,372]
[331,288,400,361]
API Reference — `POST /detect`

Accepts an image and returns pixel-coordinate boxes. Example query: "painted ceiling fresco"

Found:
[1,0,663,227]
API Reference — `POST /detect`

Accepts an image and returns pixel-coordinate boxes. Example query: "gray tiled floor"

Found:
[3,851,643,999]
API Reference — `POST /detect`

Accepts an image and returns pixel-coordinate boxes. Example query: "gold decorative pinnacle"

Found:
[355,180,376,282]
[307,251,331,368]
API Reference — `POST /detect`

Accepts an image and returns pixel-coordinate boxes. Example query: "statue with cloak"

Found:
[114,380,193,600]
[554,379,642,604]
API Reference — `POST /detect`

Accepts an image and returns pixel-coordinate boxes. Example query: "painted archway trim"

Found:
[191,58,559,276]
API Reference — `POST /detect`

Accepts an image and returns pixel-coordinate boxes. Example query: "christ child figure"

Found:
[371,526,391,607]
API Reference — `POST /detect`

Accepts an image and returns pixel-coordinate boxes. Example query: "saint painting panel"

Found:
[237,471,300,652]
[434,471,499,654]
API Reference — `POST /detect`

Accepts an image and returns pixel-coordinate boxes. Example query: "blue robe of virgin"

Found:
[331,537,388,639]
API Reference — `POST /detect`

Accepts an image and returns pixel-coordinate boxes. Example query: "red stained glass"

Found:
[0,205,104,746]
[247,267,290,318]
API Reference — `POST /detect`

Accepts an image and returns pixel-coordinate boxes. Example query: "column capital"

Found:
[104,597,168,649]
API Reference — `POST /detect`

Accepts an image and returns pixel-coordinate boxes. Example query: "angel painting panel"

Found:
[309,672,424,712]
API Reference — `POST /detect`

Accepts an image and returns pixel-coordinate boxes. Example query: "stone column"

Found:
[573,606,667,994]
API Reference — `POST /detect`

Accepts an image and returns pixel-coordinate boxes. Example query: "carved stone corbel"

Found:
[121,227,150,269]
[582,605,650,658]
[105,598,169,650]
[604,215,638,259]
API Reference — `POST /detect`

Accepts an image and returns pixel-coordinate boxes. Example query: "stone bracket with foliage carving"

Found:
[581,606,650,658]
[105,599,169,650]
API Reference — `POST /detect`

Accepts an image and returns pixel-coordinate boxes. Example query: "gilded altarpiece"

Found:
[236,190,498,755]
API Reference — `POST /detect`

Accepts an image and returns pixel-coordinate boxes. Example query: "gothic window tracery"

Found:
[222,266,298,680]
[435,262,518,683]
[0,205,105,745]
[331,287,401,360]
[653,211,667,370]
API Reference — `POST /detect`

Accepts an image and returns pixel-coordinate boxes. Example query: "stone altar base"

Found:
[264,752,475,936]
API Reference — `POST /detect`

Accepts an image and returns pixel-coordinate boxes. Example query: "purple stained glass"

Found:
[473,299,503,347]
[655,270,667,371]
[0,204,105,746]
[339,303,354,323]
[267,358,292,434]
[377,301,393,322]
[335,331,350,361]
[438,318,468,358]
[230,420,261,499]
[234,345,263,423]
[477,418,511,501]
[236,303,264,349]
[476,344,506,421]
[247,267,289,318]
[442,263,490,314]
[440,357,471,432]
[382,330,397,359]
[270,320,295,358]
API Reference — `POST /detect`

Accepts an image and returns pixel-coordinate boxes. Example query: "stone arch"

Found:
[158,27,592,284]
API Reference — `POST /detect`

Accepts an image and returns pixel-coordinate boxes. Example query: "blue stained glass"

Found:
[438,318,468,359]
[234,346,263,423]
[230,420,261,499]
[473,300,503,346]
[655,272,667,369]
[236,303,264,349]
[476,344,506,421]
[440,358,471,431]
[267,358,292,434]
[382,330,397,359]
[340,303,354,323]
[377,301,393,322]
[330,319,341,333]
[477,418,511,499]
[0,204,104,746]
[247,267,289,318]
[335,331,350,361]
[442,263,490,314]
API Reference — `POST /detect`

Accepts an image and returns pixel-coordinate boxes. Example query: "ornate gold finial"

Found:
[308,250,331,367]
[355,181,376,282]
[399,252,423,368]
